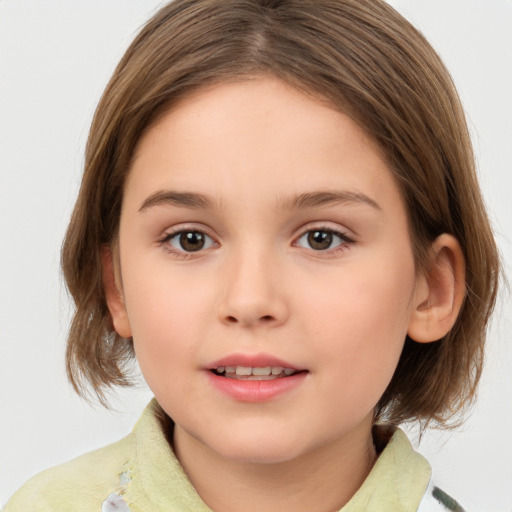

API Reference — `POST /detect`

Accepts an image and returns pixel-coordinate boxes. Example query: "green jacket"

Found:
[4,400,464,512]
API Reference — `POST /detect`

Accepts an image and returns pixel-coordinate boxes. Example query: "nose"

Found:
[217,250,290,328]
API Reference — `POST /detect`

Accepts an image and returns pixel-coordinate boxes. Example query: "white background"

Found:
[0,1,511,510]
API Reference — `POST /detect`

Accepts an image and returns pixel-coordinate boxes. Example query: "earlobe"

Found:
[407,234,466,343]
[101,246,132,338]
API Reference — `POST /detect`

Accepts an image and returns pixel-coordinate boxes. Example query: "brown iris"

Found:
[179,231,206,251]
[307,230,333,250]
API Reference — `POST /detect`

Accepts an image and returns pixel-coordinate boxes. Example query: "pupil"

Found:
[180,231,205,251]
[308,230,332,250]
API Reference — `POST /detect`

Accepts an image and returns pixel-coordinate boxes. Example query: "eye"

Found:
[165,230,216,253]
[296,229,350,251]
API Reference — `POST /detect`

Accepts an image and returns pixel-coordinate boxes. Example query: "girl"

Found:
[3,1,502,510]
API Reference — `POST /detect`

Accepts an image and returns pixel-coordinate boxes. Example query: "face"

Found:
[112,77,423,464]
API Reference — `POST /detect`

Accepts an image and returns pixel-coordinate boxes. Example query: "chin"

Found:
[206,429,310,465]
[221,445,304,465]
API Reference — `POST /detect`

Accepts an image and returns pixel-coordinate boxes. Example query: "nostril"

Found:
[224,314,275,325]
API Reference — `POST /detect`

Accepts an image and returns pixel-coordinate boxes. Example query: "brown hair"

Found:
[62,0,500,425]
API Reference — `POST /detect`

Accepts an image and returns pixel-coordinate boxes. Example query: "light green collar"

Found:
[125,400,212,511]
[340,426,431,511]
[125,400,431,512]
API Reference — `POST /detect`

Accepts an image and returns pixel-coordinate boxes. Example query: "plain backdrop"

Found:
[0,1,511,510]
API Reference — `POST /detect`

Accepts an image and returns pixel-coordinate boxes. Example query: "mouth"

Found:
[211,366,303,381]
[206,355,308,401]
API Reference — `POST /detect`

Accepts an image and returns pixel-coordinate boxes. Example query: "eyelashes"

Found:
[164,230,216,253]
[159,226,354,259]
[158,229,217,259]
[294,228,352,252]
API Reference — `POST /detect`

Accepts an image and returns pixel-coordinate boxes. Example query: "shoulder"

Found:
[4,430,137,512]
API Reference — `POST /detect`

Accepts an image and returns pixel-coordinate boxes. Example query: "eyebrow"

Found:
[139,191,216,212]
[282,191,381,211]
[138,189,381,213]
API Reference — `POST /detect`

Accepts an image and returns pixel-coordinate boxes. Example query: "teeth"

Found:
[252,367,272,376]
[215,365,296,377]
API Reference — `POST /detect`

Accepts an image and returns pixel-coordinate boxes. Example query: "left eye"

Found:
[296,229,348,251]
[166,230,215,252]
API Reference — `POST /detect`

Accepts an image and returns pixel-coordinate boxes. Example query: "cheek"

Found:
[121,264,213,384]
[301,251,416,383]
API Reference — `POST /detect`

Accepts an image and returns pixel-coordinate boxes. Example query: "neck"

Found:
[173,416,377,512]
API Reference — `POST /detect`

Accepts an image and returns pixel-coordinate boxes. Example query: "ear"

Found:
[101,246,132,338]
[407,234,466,343]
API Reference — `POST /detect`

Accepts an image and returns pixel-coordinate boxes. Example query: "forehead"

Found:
[125,76,400,213]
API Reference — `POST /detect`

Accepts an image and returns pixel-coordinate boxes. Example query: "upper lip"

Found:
[207,353,303,370]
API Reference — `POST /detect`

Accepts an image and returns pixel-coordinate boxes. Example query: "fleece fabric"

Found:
[4,400,464,512]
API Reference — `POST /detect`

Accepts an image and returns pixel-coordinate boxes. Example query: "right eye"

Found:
[295,228,352,252]
[163,230,216,253]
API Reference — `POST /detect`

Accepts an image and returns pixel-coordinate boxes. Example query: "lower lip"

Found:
[206,371,307,402]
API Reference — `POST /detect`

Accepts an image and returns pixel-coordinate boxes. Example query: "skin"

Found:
[105,76,465,511]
